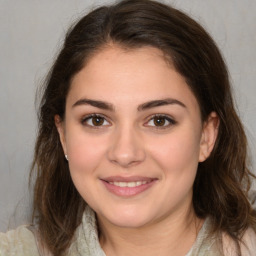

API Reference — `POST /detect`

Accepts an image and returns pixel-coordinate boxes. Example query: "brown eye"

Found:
[153,116,166,126]
[82,115,110,127]
[92,116,104,126]
[146,115,176,128]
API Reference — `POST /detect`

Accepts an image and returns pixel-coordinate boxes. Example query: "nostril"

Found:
[109,157,143,168]
[107,132,146,167]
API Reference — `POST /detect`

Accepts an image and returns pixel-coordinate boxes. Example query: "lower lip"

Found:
[101,180,157,197]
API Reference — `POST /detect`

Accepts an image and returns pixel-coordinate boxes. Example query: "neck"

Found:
[98,204,203,256]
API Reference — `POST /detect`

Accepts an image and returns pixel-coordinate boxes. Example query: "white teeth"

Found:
[109,181,148,187]
[119,182,127,187]
[127,182,136,187]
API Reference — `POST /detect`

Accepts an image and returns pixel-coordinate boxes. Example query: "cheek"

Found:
[147,129,201,177]
[146,130,201,208]
[66,131,108,177]
[65,131,110,205]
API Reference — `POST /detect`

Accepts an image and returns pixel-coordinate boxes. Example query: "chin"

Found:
[109,215,152,229]
[98,205,155,229]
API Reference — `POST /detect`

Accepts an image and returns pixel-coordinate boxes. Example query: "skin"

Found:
[56,45,219,256]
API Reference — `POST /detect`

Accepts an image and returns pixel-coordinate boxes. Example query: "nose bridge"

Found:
[107,122,145,167]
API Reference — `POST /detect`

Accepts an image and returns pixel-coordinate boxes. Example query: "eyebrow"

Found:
[72,98,186,111]
[137,98,186,111]
[72,99,114,111]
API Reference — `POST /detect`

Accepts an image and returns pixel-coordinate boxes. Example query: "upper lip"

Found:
[101,176,157,183]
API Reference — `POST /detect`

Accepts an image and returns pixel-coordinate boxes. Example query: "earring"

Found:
[65,154,68,161]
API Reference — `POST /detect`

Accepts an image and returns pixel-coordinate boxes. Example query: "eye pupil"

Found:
[92,116,104,126]
[154,117,166,126]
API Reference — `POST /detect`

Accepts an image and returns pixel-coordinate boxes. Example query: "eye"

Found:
[82,114,110,127]
[146,115,176,128]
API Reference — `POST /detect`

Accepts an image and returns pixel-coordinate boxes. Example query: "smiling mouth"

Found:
[108,181,148,187]
[101,177,157,197]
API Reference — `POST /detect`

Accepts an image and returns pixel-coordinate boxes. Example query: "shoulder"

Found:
[223,227,256,256]
[240,227,256,256]
[191,217,256,256]
[0,225,40,256]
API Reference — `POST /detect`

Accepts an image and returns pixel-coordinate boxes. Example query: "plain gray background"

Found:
[0,0,255,232]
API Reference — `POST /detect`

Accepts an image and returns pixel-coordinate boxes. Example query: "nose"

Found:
[107,125,146,168]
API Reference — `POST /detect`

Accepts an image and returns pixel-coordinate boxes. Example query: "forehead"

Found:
[67,45,199,113]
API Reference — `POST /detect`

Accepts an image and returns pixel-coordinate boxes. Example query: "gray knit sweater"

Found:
[1,198,256,256]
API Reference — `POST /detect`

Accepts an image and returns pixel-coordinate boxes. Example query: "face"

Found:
[56,46,218,229]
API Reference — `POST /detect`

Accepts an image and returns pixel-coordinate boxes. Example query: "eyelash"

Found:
[145,114,177,129]
[81,114,111,128]
[81,114,176,129]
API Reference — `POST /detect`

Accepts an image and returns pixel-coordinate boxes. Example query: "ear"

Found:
[199,112,219,162]
[55,115,67,155]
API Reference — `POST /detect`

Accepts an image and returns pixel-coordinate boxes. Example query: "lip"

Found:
[100,176,158,197]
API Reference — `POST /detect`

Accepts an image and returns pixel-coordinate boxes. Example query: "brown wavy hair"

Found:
[30,0,256,255]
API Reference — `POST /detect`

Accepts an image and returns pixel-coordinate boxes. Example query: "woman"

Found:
[1,0,255,255]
